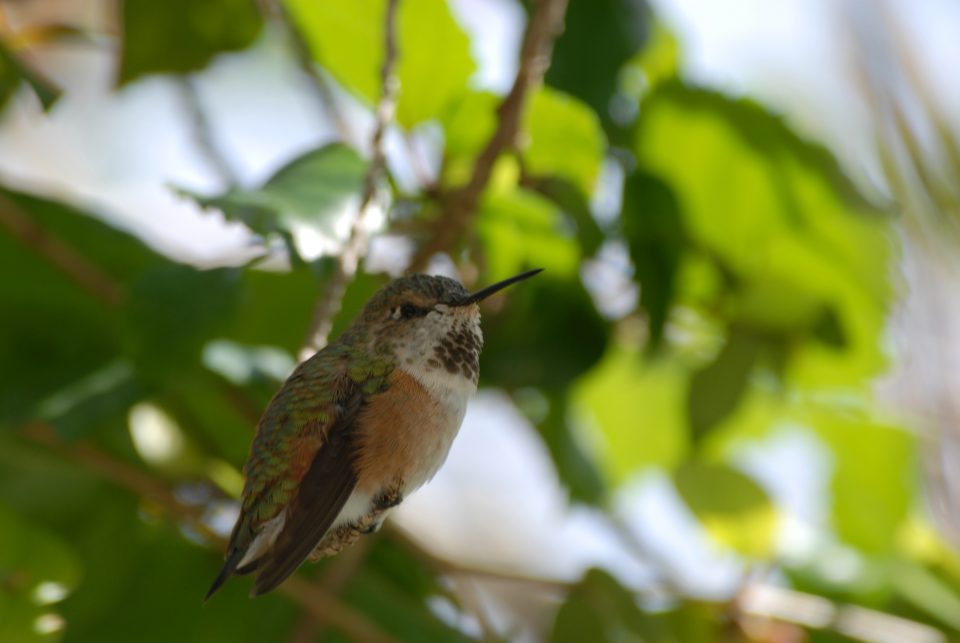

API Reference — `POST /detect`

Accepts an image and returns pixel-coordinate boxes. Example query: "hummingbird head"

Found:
[354,269,542,385]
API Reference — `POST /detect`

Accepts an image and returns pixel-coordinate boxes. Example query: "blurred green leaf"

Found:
[523,87,606,195]
[551,568,717,643]
[124,266,241,381]
[0,41,60,112]
[477,186,580,282]
[673,461,777,557]
[546,0,648,131]
[118,0,262,85]
[0,504,80,642]
[341,539,470,643]
[39,362,145,440]
[441,90,498,160]
[634,82,892,388]
[535,177,605,257]
[480,274,607,392]
[0,186,164,426]
[228,263,326,355]
[686,329,763,443]
[551,568,646,643]
[538,390,606,503]
[181,143,368,258]
[286,0,475,127]
[808,412,915,554]
[573,346,688,483]
[621,171,685,349]
[893,558,960,631]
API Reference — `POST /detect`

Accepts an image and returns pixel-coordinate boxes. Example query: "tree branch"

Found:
[0,192,125,307]
[300,0,401,357]
[407,0,569,272]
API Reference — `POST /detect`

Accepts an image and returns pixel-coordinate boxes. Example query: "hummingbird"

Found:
[206,268,542,599]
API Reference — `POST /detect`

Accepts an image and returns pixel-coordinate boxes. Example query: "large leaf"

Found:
[808,411,916,554]
[0,187,164,426]
[621,171,685,349]
[123,266,241,381]
[480,274,607,392]
[686,329,763,442]
[634,83,893,388]
[476,186,580,283]
[546,0,648,133]
[673,461,778,558]
[181,143,368,258]
[285,0,475,127]
[118,0,262,85]
[573,346,688,484]
[522,88,606,196]
[551,568,717,643]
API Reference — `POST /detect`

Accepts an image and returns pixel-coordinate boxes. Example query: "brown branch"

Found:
[301,0,402,356]
[407,0,570,272]
[0,192,125,307]
[19,423,399,643]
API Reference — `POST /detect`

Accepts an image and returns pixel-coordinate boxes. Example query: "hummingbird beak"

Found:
[458,268,543,305]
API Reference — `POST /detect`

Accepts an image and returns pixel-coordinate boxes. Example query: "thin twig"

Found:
[177,77,240,187]
[0,192,125,307]
[407,0,569,271]
[301,0,401,356]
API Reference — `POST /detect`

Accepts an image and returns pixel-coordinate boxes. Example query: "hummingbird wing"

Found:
[205,344,392,600]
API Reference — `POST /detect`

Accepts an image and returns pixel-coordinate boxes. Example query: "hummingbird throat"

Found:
[392,305,482,395]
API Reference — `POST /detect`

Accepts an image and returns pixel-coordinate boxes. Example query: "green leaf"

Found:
[535,177,605,258]
[551,568,718,643]
[124,266,241,381]
[538,390,606,504]
[341,539,471,643]
[633,82,893,388]
[546,0,648,131]
[0,186,164,426]
[285,0,476,127]
[480,274,607,392]
[118,0,262,85]
[673,461,778,557]
[573,346,688,484]
[477,186,580,283]
[0,503,81,643]
[181,143,368,255]
[686,329,762,443]
[523,87,606,195]
[39,362,145,440]
[808,412,915,554]
[0,41,60,112]
[228,261,331,355]
[551,568,646,643]
[621,171,685,349]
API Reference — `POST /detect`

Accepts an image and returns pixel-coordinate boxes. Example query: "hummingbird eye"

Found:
[400,303,420,319]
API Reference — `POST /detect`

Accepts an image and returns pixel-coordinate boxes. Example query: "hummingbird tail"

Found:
[204,545,246,602]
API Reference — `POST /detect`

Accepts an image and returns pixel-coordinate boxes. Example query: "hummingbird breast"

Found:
[355,308,483,495]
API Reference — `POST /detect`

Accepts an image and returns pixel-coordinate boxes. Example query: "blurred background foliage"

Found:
[1,0,960,641]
